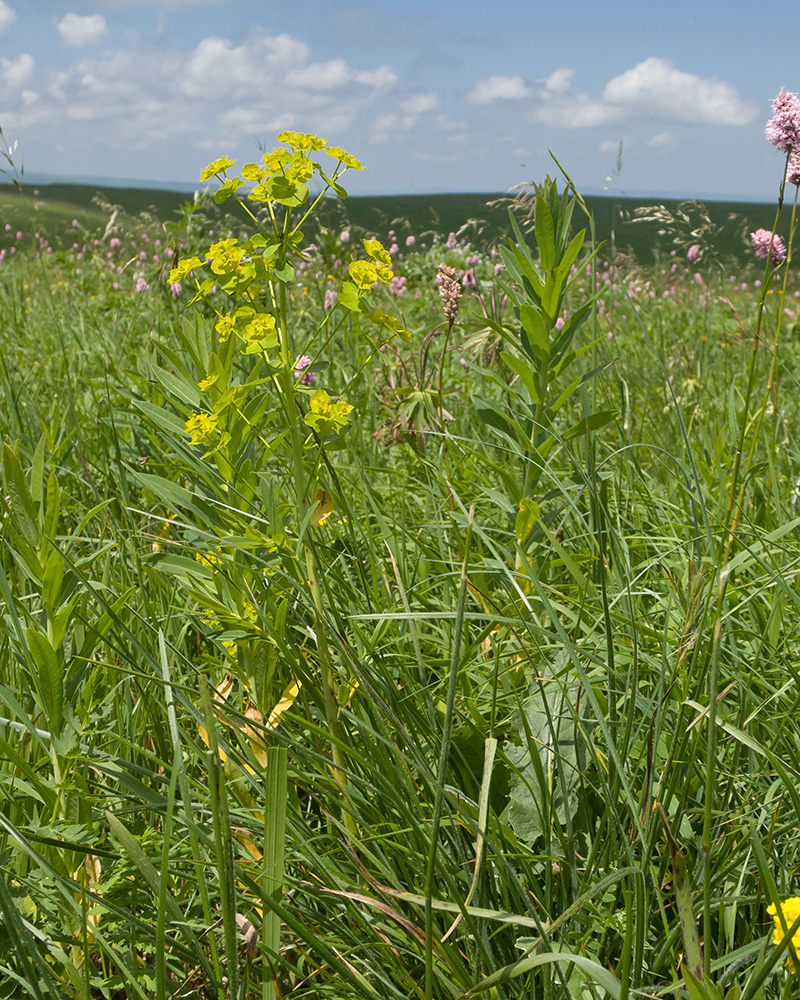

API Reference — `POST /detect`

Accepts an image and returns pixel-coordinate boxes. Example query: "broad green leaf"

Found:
[338,281,361,311]
[42,550,64,617]
[534,198,556,271]
[25,628,63,735]
[3,444,41,548]
[30,432,46,505]
[519,305,550,361]
[562,409,616,441]
[500,352,541,403]
[42,471,60,544]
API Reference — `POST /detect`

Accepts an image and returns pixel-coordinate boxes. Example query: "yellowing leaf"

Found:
[310,489,334,527]
[267,679,301,729]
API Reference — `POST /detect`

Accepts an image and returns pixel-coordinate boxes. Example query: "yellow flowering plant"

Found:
[141,131,408,836]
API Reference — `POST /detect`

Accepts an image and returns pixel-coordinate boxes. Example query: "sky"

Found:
[0,0,797,201]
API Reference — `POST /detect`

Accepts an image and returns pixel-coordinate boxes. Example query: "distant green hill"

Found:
[0,179,783,264]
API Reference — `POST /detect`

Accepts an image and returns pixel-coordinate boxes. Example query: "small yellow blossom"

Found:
[768,898,800,971]
[206,238,244,275]
[198,372,219,391]
[363,238,391,266]
[262,148,293,172]
[184,411,219,445]
[215,314,236,341]
[325,146,364,170]
[169,256,205,283]
[200,157,235,181]
[242,312,278,350]
[277,130,326,152]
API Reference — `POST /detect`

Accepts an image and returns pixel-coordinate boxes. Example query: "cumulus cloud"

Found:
[400,92,438,115]
[0,1,15,34]
[526,57,756,129]
[354,65,397,88]
[1,53,33,88]
[468,75,532,105]
[57,13,108,47]
[286,58,351,90]
[544,68,573,94]
[602,58,756,126]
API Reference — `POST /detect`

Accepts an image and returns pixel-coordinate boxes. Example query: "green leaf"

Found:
[338,281,361,312]
[30,432,46,505]
[519,305,550,361]
[3,444,41,548]
[42,550,64,617]
[562,409,616,441]
[500,352,541,403]
[25,628,63,735]
[42,471,60,544]
[534,198,556,271]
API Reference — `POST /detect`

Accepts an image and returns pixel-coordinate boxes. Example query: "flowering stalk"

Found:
[702,91,799,967]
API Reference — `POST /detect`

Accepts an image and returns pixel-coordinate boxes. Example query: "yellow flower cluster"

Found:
[348,238,393,289]
[304,389,354,435]
[768,897,800,972]
[184,411,218,445]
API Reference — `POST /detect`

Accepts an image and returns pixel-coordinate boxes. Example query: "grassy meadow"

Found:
[1,149,800,1000]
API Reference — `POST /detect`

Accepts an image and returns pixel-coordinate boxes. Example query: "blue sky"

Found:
[0,0,797,200]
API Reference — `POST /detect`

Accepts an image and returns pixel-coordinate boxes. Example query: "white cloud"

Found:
[57,13,108,47]
[355,66,397,88]
[1,53,33,88]
[531,95,622,129]
[21,88,38,106]
[400,92,438,115]
[286,58,351,90]
[602,58,756,126]
[544,68,573,94]
[468,75,531,105]
[647,131,673,147]
[0,1,15,34]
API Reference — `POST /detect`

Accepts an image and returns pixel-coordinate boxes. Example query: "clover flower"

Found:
[766,90,800,152]
[436,263,461,324]
[293,355,316,385]
[768,898,800,972]
[789,148,800,186]
[751,228,787,265]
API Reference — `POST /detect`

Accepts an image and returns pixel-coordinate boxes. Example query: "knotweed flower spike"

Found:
[766,90,800,152]
[751,228,786,265]
[436,263,461,324]
[767,898,800,971]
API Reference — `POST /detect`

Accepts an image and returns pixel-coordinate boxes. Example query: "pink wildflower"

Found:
[446,232,457,249]
[170,282,182,298]
[324,288,338,310]
[389,275,407,297]
[136,277,149,292]
[406,235,416,247]
[293,355,316,385]
[110,237,120,250]
[687,245,700,263]
[789,148,800,185]
[751,228,786,265]
[766,90,800,151]
[461,268,477,289]
[340,230,350,243]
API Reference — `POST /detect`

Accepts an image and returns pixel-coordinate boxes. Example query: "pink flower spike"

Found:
[340,230,350,243]
[687,245,700,263]
[405,235,416,247]
[788,148,800,186]
[766,90,800,151]
[324,288,338,310]
[751,228,786,265]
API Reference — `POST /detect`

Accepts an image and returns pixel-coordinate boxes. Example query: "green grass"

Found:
[0,167,798,1000]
